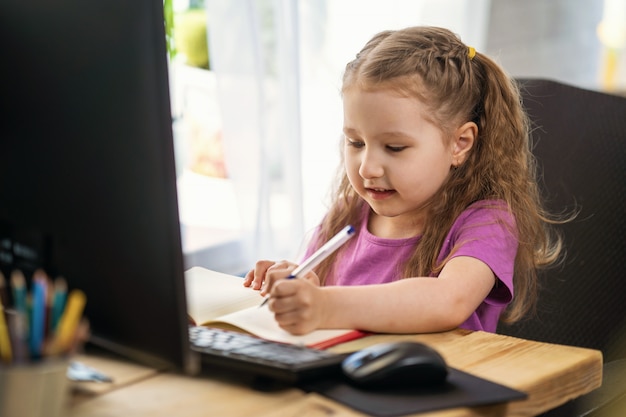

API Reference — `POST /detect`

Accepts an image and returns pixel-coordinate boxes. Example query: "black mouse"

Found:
[341,341,448,388]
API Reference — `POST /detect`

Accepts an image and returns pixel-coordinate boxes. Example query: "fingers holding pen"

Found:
[260,261,298,296]
[268,279,322,335]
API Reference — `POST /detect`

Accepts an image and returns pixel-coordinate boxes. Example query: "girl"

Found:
[243,26,562,335]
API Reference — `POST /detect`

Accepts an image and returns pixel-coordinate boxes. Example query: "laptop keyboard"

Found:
[189,326,349,383]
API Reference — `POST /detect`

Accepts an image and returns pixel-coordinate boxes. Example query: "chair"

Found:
[497,79,626,416]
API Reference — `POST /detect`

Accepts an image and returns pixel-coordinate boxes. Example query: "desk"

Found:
[68,329,602,417]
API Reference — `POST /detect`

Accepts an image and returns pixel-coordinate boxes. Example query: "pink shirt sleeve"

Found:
[443,201,518,306]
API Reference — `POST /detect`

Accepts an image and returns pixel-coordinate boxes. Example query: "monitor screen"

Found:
[0,0,197,373]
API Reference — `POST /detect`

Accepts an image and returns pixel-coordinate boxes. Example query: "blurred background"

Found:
[167,0,626,274]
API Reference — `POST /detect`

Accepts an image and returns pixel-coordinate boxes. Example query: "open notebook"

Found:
[185,267,366,349]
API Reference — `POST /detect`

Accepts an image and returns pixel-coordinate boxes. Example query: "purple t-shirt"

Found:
[305,200,518,332]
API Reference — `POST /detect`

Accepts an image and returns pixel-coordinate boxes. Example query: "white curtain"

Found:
[206,0,305,270]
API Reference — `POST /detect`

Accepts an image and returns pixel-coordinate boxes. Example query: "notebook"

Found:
[185,267,366,349]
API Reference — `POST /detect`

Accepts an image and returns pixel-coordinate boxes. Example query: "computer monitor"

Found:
[0,0,197,373]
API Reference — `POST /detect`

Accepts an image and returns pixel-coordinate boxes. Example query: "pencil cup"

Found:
[0,359,70,417]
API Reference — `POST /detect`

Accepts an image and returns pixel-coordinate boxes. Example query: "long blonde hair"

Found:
[312,26,563,323]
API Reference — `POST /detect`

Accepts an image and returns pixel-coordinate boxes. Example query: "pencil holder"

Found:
[0,359,70,417]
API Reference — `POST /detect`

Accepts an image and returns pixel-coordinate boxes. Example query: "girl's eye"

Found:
[387,145,407,152]
[346,138,365,149]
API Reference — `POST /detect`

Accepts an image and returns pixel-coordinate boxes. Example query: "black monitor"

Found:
[0,0,197,373]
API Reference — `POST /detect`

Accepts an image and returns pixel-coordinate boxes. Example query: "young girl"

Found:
[243,26,562,335]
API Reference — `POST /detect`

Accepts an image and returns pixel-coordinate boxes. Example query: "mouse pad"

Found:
[298,368,527,417]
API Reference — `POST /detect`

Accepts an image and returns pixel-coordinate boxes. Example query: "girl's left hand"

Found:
[266,278,326,335]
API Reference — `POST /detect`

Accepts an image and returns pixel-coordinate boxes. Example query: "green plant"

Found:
[163,0,176,60]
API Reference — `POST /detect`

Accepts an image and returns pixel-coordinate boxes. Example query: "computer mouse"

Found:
[341,341,448,388]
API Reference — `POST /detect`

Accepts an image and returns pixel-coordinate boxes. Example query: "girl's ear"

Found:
[451,121,477,167]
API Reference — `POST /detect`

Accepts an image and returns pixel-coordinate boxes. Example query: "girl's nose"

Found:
[358,150,384,179]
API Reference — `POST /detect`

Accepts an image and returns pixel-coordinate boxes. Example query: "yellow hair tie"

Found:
[468,46,476,59]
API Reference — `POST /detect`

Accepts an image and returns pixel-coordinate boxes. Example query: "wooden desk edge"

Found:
[69,329,604,417]
[510,346,603,416]
[313,330,604,417]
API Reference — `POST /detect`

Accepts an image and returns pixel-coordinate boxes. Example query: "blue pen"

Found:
[259,225,356,307]
[30,276,47,357]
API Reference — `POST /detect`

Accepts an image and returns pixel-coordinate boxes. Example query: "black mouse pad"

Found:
[298,368,527,417]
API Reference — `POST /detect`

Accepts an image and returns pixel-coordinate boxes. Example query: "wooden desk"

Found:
[68,330,602,417]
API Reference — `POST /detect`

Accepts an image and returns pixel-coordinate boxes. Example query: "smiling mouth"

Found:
[365,188,395,199]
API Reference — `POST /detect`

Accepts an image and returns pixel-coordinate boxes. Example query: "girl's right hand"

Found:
[243,260,277,291]
[243,259,321,296]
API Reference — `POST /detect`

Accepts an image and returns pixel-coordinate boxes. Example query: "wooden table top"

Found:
[67,329,602,417]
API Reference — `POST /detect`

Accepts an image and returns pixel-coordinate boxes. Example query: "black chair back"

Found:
[497,79,626,363]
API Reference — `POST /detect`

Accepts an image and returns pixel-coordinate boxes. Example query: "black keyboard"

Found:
[189,326,349,383]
